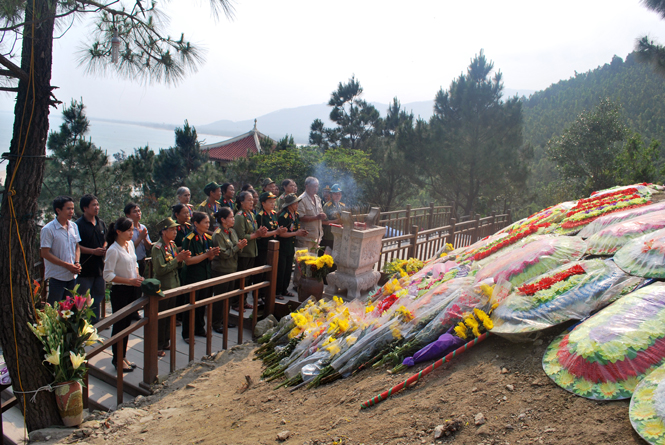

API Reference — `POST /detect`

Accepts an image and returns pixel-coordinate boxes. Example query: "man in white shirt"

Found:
[40,196,81,305]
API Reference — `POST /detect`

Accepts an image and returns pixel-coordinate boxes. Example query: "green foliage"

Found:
[152,120,208,196]
[615,133,662,185]
[414,50,526,216]
[309,76,380,150]
[546,98,628,194]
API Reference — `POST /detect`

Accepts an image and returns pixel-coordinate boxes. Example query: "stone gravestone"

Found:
[325,208,385,300]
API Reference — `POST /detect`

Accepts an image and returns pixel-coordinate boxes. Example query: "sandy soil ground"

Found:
[61,330,648,445]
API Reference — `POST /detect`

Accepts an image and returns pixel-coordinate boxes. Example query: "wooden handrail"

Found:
[93,297,148,333]
[161,265,271,299]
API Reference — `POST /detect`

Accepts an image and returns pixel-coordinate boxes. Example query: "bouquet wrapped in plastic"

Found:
[615,228,665,279]
[474,235,587,288]
[557,187,653,235]
[629,361,665,445]
[585,210,665,256]
[491,259,642,336]
[578,202,665,239]
[589,183,658,199]
[502,201,575,235]
[543,282,665,400]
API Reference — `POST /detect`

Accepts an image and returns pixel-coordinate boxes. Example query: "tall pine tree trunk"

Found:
[0,0,62,430]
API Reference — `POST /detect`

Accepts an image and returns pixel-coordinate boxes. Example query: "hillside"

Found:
[523,52,665,149]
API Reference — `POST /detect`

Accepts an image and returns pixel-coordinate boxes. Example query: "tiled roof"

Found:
[202,125,273,162]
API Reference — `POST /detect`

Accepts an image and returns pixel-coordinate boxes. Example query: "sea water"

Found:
[0,109,228,159]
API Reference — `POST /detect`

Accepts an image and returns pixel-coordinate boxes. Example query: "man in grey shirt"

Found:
[40,196,81,304]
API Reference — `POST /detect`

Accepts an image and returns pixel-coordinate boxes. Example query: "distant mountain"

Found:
[197,87,534,145]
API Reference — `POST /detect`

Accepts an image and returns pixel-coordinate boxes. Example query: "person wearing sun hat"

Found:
[198,181,222,235]
[321,183,346,251]
[261,177,279,196]
[151,217,191,355]
[276,193,307,298]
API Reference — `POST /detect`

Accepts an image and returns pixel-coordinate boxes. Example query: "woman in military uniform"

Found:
[211,207,247,333]
[180,212,220,343]
[198,182,222,235]
[256,192,287,304]
[172,204,192,250]
[151,218,191,355]
[321,183,346,251]
[220,183,236,211]
[233,191,268,310]
[276,194,307,299]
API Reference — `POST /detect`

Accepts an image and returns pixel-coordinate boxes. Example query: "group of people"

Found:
[40,176,346,374]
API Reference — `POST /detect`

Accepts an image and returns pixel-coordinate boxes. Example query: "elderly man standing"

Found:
[294,177,327,287]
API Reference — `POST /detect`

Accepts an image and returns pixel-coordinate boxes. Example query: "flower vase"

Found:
[298,277,324,302]
[54,381,83,427]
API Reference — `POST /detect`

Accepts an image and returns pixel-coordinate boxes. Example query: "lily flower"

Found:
[74,296,87,311]
[44,348,60,365]
[60,310,74,319]
[70,351,87,369]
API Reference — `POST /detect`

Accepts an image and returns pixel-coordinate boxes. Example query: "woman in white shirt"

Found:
[103,217,144,373]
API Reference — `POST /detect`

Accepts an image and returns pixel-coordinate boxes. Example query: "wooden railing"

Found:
[375,212,512,272]
[353,203,453,237]
[83,241,279,409]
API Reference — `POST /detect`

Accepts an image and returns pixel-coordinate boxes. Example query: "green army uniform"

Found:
[256,209,279,253]
[182,231,213,283]
[174,221,191,249]
[322,201,346,248]
[211,227,242,275]
[275,194,286,213]
[198,199,221,231]
[211,227,242,327]
[220,198,236,212]
[151,238,182,290]
[150,218,184,350]
[180,230,213,338]
[276,208,300,295]
[234,210,258,259]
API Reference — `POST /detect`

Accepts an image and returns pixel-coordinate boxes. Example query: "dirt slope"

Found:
[69,332,648,445]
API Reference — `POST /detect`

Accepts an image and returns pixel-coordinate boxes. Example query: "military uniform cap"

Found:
[157,217,179,232]
[259,191,277,202]
[331,184,342,193]
[261,178,275,188]
[141,278,165,297]
[204,182,221,195]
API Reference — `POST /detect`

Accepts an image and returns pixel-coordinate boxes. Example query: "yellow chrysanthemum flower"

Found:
[391,327,403,340]
[640,418,665,440]
[622,376,640,393]
[346,336,357,346]
[557,370,575,388]
[292,313,308,328]
[326,344,341,356]
[635,386,656,400]
[574,378,594,396]
[454,324,467,340]
[598,381,620,398]
[631,401,656,420]
[365,304,375,314]
[543,361,563,376]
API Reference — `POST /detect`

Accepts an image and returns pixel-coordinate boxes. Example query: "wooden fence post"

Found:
[428,202,435,230]
[507,209,512,225]
[408,225,418,259]
[447,218,457,248]
[404,204,412,235]
[266,240,279,318]
[473,213,481,243]
[491,211,496,235]
[143,292,160,385]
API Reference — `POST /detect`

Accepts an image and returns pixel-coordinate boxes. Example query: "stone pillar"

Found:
[325,209,385,300]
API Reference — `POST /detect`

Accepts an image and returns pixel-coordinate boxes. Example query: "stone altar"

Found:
[324,208,385,300]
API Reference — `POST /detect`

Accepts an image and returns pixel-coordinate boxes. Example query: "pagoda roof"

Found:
[202,120,273,162]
